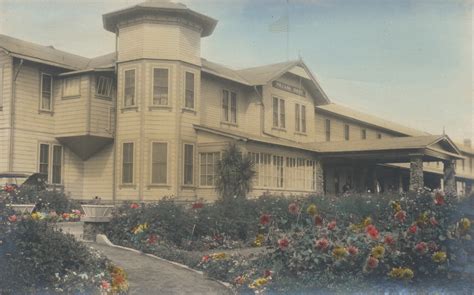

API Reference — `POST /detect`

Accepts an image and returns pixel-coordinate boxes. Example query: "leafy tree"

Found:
[215,143,255,201]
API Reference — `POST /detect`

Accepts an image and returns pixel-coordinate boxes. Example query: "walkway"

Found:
[89,243,230,295]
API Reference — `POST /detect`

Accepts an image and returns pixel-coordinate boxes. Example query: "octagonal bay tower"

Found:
[103,0,217,201]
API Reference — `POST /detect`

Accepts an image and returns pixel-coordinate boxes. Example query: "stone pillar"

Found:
[409,156,424,192]
[315,160,325,196]
[443,160,456,195]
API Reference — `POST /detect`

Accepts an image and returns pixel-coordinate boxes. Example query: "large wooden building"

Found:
[0,1,472,202]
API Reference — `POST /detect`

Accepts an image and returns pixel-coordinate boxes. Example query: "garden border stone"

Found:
[95,234,232,290]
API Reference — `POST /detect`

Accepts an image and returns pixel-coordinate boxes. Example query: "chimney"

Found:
[464,139,472,147]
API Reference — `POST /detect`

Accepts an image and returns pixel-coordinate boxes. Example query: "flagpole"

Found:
[286,0,290,61]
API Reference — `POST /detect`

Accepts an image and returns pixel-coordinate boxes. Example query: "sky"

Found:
[0,0,472,143]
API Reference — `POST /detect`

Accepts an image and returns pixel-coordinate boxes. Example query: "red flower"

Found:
[315,238,330,251]
[130,203,140,209]
[314,215,323,226]
[192,202,204,209]
[430,217,438,226]
[7,215,17,223]
[384,235,395,245]
[408,224,418,234]
[366,225,379,240]
[347,245,359,256]
[3,185,15,193]
[435,192,445,206]
[415,242,427,254]
[394,210,407,222]
[259,214,271,226]
[327,220,337,230]
[62,213,70,220]
[278,238,289,251]
[264,270,273,278]
[147,234,158,245]
[367,256,379,269]
[288,203,299,215]
[100,280,111,290]
[201,255,210,263]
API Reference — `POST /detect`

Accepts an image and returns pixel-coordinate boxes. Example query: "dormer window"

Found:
[96,76,113,98]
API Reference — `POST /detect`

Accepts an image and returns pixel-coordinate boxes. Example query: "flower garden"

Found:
[0,185,129,294]
[105,191,474,294]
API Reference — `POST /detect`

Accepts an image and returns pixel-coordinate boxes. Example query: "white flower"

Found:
[78,273,89,280]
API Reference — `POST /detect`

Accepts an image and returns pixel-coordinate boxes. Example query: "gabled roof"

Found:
[201,59,250,86]
[236,60,299,85]
[0,34,115,72]
[316,103,428,137]
[102,0,217,37]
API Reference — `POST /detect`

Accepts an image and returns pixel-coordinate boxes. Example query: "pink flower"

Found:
[315,238,330,251]
[130,203,140,209]
[408,224,418,234]
[259,214,271,226]
[288,203,299,215]
[278,238,290,250]
[394,210,407,222]
[3,185,15,193]
[201,255,211,263]
[415,242,427,254]
[366,225,379,240]
[367,256,379,269]
[384,235,395,245]
[327,220,337,231]
[7,215,17,223]
[147,234,158,245]
[192,202,204,209]
[100,280,111,290]
[347,245,359,256]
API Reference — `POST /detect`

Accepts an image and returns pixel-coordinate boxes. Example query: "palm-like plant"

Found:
[215,143,256,201]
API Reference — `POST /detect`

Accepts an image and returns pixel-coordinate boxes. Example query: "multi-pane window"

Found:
[296,158,305,188]
[344,124,350,141]
[96,76,113,97]
[295,104,306,132]
[222,90,237,123]
[62,77,80,97]
[122,143,134,184]
[325,119,331,141]
[273,155,284,188]
[124,69,136,107]
[200,152,220,186]
[272,97,285,128]
[40,73,53,111]
[39,144,49,178]
[286,157,296,189]
[151,142,167,184]
[250,152,272,187]
[361,129,367,140]
[185,72,195,109]
[52,146,62,184]
[153,68,169,106]
[184,144,194,185]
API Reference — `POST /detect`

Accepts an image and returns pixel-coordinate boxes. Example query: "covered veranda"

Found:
[315,135,464,195]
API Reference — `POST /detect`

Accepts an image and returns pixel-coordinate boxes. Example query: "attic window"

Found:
[96,76,113,98]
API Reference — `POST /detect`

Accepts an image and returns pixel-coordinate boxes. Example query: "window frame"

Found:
[272,96,286,129]
[295,103,300,132]
[150,141,168,185]
[38,143,50,180]
[344,124,350,141]
[221,89,237,124]
[377,133,382,139]
[199,151,221,187]
[361,129,367,140]
[325,119,331,142]
[184,71,195,110]
[183,143,195,186]
[151,67,170,107]
[123,69,136,108]
[121,142,134,185]
[51,145,63,184]
[38,143,63,185]
[39,72,53,112]
[62,76,81,98]
[96,75,114,99]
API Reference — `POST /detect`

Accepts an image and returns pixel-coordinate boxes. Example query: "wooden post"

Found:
[409,156,424,192]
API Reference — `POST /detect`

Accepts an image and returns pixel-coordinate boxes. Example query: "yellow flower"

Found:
[306,204,317,216]
[363,217,372,227]
[371,245,385,259]
[253,234,264,247]
[389,267,414,280]
[249,277,269,289]
[210,252,227,260]
[391,201,402,212]
[332,246,349,260]
[432,251,447,263]
[417,211,429,225]
[460,218,471,231]
[132,223,149,235]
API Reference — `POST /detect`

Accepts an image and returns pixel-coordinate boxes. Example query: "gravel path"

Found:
[89,243,231,295]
